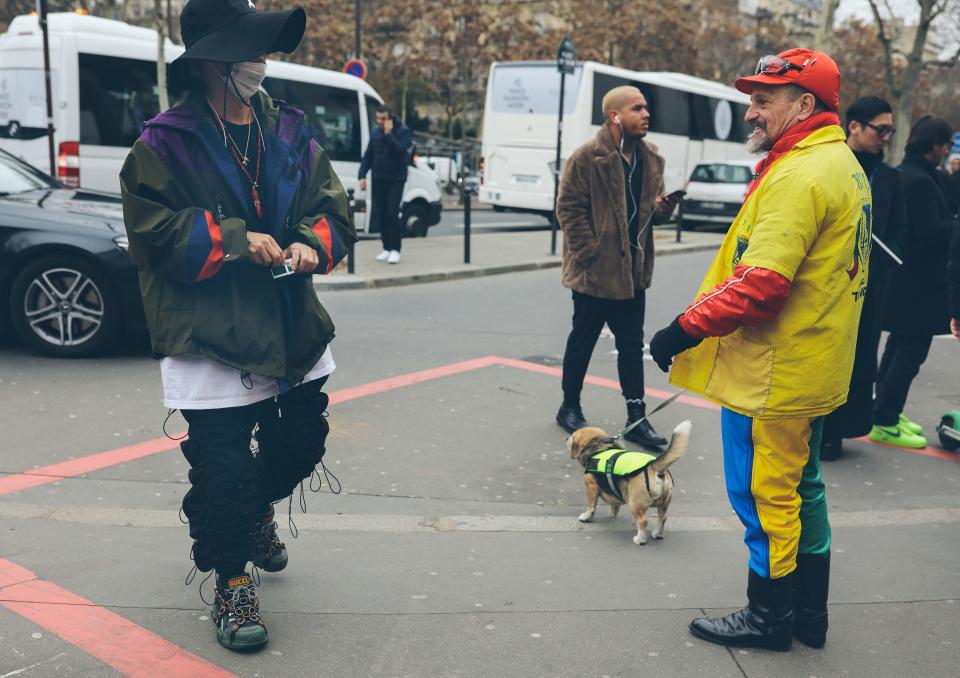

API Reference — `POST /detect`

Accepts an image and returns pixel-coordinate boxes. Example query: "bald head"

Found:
[601,85,650,140]
[602,86,642,118]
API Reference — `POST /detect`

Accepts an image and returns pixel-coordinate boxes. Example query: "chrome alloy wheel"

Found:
[22,267,106,347]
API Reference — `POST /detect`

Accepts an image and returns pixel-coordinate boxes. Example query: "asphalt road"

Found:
[1,251,959,677]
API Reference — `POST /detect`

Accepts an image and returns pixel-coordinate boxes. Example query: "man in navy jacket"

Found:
[359,105,413,264]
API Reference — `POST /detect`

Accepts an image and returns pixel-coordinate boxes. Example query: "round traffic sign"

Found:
[344,59,367,80]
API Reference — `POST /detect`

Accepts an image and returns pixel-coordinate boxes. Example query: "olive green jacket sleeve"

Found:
[120,141,249,284]
[289,141,357,274]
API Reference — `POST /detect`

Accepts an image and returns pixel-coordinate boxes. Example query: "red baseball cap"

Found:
[735,48,840,112]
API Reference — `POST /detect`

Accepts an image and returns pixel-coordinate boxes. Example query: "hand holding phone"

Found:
[271,258,296,279]
[667,189,687,201]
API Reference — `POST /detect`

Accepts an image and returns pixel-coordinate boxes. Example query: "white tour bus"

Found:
[480,60,753,217]
[0,11,442,236]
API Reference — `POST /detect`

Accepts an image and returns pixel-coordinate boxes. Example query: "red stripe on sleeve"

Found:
[679,265,792,338]
[311,216,335,273]
[196,211,224,282]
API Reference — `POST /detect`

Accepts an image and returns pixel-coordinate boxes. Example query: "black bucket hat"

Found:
[169,0,306,89]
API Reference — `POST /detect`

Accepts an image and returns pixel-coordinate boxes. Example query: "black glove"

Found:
[649,315,703,372]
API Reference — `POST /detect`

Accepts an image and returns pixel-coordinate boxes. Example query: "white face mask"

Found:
[222,61,267,103]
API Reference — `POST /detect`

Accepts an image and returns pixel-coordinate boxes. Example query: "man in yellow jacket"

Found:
[649,49,871,651]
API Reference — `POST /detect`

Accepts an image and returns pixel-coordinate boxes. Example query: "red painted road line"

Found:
[0,437,180,496]
[854,436,960,463]
[0,559,238,678]
[492,356,721,411]
[329,355,501,405]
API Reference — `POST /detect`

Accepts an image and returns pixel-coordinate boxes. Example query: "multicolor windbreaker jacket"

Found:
[120,91,356,384]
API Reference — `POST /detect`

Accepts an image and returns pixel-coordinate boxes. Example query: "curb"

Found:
[314,240,718,291]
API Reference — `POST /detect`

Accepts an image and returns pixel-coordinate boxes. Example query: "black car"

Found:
[0,149,143,357]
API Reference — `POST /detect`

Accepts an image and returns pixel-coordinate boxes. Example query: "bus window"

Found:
[591,72,691,137]
[365,95,380,136]
[79,54,161,147]
[490,64,581,115]
[690,95,741,141]
[263,77,361,162]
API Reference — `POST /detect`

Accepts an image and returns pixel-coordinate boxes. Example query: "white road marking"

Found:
[1,503,958,533]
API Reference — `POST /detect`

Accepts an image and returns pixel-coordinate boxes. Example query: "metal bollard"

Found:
[464,182,472,264]
[346,188,356,274]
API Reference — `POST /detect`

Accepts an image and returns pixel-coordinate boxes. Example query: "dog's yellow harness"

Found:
[585,449,659,502]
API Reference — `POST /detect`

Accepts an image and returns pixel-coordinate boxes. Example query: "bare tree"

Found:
[867,0,960,162]
[815,0,842,52]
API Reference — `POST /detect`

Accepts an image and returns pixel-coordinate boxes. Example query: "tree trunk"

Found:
[401,77,408,125]
[815,0,841,52]
[891,90,915,166]
[155,0,169,112]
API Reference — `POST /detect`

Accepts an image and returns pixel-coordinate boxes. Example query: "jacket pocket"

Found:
[703,333,775,415]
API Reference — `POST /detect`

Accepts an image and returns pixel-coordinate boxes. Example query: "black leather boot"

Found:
[556,403,588,433]
[623,401,667,449]
[793,552,830,648]
[689,569,794,651]
[819,437,842,462]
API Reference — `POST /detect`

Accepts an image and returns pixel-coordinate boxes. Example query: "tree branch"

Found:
[866,0,901,97]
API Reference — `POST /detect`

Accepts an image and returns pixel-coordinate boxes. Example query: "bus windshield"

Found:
[490,64,582,116]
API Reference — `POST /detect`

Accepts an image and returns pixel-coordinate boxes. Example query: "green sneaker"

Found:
[898,414,924,436]
[869,424,927,449]
[212,573,268,651]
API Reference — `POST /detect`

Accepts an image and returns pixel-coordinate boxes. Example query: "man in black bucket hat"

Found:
[120,0,355,651]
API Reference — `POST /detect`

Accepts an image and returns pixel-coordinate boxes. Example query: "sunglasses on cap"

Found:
[865,122,897,138]
[754,54,816,76]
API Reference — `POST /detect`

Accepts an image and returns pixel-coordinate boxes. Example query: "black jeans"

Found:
[179,377,330,574]
[561,289,646,403]
[372,179,405,252]
[873,334,933,427]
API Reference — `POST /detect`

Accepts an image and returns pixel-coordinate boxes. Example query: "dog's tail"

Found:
[650,420,692,474]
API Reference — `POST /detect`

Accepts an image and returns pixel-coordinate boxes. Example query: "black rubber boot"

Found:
[793,552,830,648]
[689,569,794,651]
[819,437,842,462]
[623,402,667,450]
[212,572,268,651]
[252,505,288,573]
[556,404,588,433]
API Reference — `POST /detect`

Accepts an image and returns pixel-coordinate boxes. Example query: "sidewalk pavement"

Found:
[315,228,724,291]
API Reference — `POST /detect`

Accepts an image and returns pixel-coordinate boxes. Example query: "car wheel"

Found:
[9,254,121,357]
[403,203,430,238]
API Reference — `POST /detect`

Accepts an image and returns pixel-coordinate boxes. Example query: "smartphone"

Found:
[271,258,296,279]
[667,189,687,201]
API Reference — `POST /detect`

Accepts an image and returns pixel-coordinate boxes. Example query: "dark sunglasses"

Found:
[754,54,811,76]
[865,122,897,137]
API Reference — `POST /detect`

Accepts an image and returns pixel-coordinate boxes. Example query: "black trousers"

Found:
[180,378,330,574]
[873,334,934,427]
[561,289,646,403]
[372,179,405,252]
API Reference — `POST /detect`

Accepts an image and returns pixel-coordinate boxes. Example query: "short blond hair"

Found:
[601,86,642,119]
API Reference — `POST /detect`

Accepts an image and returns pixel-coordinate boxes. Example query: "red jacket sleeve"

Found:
[678,265,792,339]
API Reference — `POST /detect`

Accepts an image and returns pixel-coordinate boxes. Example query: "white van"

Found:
[479,60,754,217]
[0,11,442,236]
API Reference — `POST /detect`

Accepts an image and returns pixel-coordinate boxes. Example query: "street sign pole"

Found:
[551,70,565,256]
[37,0,56,176]
[552,37,575,256]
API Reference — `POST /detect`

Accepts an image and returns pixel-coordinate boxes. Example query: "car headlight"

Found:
[113,235,129,251]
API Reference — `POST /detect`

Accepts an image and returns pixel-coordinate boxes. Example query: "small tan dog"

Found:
[568,420,691,545]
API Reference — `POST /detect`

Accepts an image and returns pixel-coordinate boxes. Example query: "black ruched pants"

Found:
[179,377,330,575]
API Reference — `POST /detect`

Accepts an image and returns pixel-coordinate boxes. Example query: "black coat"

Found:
[949,220,960,321]
[358,116,413,183]
[881,153,958,336]
[824,155,908,440]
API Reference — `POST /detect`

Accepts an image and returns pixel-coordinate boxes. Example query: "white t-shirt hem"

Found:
[161,347,335,410]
